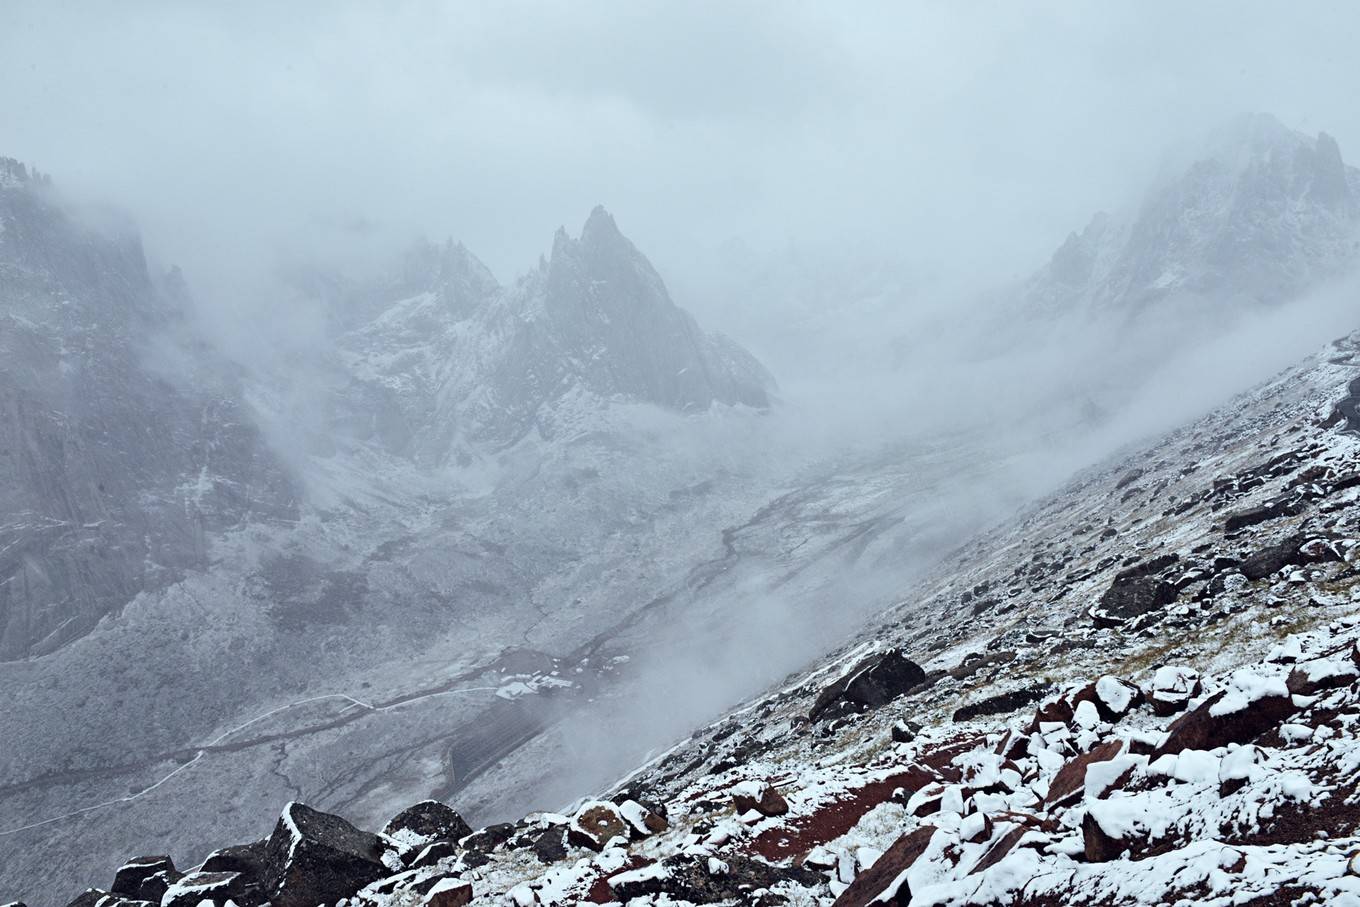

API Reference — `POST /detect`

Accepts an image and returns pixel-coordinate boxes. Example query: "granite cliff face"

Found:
[0,159,296,660]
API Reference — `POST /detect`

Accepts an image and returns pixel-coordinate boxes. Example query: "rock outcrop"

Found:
[0,159,296,659]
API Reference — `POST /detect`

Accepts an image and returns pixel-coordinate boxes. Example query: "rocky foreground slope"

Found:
[19,331,1360,905]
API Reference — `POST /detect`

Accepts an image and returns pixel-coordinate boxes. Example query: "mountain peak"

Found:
[0,157,29,189]
[548,206,636,268]
[1023,114,1360,316]
[581,204,621,242]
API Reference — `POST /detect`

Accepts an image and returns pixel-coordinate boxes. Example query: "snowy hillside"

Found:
[27,314,1360,907]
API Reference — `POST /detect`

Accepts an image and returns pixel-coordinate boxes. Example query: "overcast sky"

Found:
[3,2,1360,297]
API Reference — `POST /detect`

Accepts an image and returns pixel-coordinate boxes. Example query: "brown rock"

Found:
[1026,697,1075,733]
[424,879,473,907]
[959,812,993,843]
[968,826,1027,875]
[1082,811,1125,863]
[831,826,937,907]
[1152,690,1295,758]
[1286,656,1359,696]
[617,799,669,837]
[1073,677,1143,722]
[733,783,789,818]
[1045,741,1123,807]
[994,731,1031,760]
[1146,666,1202,717]
[567,802,629,852]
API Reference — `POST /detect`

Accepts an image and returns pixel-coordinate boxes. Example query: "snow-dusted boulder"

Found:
[1153,671,1295,757]
[108,856,179,904]
[1147,666,1202,716]
[829,825,937,907]
[566,801,629,852]
[810,649,927,721]
[730,780,789,818]
[262,802,387,907]
[160,871,256,907]
[380,800,473,864]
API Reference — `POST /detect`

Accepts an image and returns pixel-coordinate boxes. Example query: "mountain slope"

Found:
[27,317,1360,907]
[0,159,296,659]
[0,190,809,901]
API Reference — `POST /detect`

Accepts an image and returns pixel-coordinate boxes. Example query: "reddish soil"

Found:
[750,766,935,861]
[583,855,652,904]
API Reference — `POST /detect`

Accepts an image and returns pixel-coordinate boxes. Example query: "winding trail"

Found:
[1337,375,1360,430]
[0,685,501,837]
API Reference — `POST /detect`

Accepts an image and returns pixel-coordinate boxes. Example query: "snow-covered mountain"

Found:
[308,206,773,464]
[1022,112,1360,318]
[890,113,1360,445]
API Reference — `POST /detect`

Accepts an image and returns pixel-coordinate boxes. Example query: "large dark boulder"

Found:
[530,826,568,864]
[262,802,388,907]
[1072,677,1143,722]
[952,686,1046,722]
[62,892,151,907]
[1045,741,1124,807]
[197,841,270,906]
[1082,811,1127,863]
[1224,495,1305,533]
[200,839,269,879]
[461,823,515,854]
[1146,666,1202,717]
[161,872,258,907]
[1239,535,1341,580]
[409,840,461,870]
[1091,558,1179,628]
[810,649,926,721]
[382,800,472,844]
[110,856,180,904]
[425,879,474,907]
[381,800,473,864]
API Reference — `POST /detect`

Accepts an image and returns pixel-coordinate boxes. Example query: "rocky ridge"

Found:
[1023,113,1360,318]
[313,205,774,463]
[0,158,296,659]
